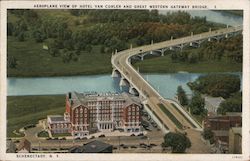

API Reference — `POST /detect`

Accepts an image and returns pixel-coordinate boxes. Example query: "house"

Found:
[17,139,31,153]
[69,140,112,153]
[204,96,224,115]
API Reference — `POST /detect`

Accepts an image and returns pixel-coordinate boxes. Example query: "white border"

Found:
[0,0,249,161]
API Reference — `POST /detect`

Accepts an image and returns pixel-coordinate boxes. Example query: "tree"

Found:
[7,22,14,36]
[7,56,17,69]
[202,128,215,144]
[17,32,25,41]
[177,86,188,106]
[162,132,191,153]
[189,92,206,115]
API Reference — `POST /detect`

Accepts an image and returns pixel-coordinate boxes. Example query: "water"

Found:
[7,72,242,98]
[159,10,243,26]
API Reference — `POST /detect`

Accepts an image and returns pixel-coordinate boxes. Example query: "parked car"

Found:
[98,134,105,138]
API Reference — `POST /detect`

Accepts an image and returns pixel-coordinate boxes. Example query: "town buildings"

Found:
[69,140,113,153]
[47,92,142,138]
[203,112,242,153]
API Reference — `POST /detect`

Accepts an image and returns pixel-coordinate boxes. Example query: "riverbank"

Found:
[7,95,65,137]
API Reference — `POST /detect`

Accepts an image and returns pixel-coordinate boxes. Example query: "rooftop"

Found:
[69,140,112,153]
[204,96,225,108]
[69,91,141,109]
[47,115,66,123]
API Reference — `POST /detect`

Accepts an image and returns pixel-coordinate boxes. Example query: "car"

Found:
[120,144,124,147]
[137,133,144,136]
[46,137,52,140]
[123,145,128,149]
[60,137,66,140]
[98,134,105,138]
[81,137,88,140]
[90,136,95,139]
[113,146,118,150]
[130,134,135,136]
[32,148,38,151]
[75,137,81,140]
[54,137,59,140]
[131,145,137,148]
[150,143,157,147]
[51,148,57,150]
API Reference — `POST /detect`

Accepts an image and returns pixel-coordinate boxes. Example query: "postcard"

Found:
[0,0,249,161]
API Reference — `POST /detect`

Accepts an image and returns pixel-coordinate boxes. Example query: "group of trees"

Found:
[176,86,206,116]
[169,35,243,64]
[162,132,191,153]
[188,74,241,99]
[217,92,242,114]
[8,9,223,65]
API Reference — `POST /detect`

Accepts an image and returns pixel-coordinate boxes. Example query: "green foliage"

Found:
[177,86,188,106]
[188,74,241,98]
[189,92,206,115]
[38,131,49,137]
[217,92,242,114]
[162,132,191,153]
[7,56,17,69]
[202,128,215,144]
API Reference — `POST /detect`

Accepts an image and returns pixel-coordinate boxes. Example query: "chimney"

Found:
[69,92,72,99]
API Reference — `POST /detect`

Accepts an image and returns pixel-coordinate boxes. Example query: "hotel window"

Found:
[75,109,78,113]
[84,118,87,123]
[80,108,83,113]
[84,108,88,114]
[128,108,131,112]
[75,118,78,123]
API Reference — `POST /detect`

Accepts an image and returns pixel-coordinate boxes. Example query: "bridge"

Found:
[111,25,243,133]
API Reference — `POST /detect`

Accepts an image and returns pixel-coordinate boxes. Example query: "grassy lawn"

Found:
[145,104,169,130]
[52,133,71,137]
[133,54,242,73]
[7,36,112,77]
[170,103,196,128]
[158,104,183,129]
[7,95,65,137]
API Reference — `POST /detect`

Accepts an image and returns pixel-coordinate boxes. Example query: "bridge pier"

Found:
[119,77,129,87]
[129,86,139,96]
[111,69,120,77]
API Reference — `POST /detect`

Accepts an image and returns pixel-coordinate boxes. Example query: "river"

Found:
[7,10,243,98]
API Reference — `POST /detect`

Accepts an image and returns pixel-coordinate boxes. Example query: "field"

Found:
[7,95,65,137]
[7,36,112,77]
[133,54,242,73]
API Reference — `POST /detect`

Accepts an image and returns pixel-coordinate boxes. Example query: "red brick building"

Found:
[47,92,142,138]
